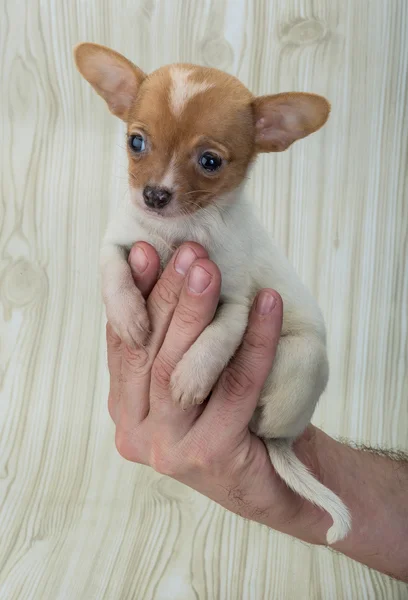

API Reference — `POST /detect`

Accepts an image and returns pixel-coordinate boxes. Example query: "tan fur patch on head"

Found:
[169,66,215,116]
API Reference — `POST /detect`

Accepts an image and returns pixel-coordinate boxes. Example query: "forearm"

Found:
[289,427,408,581]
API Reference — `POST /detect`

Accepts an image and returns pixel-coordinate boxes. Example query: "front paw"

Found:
[171,352,221,409]
[106,288,150,348]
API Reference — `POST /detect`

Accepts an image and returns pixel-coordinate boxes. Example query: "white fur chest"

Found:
[132,198,255,304]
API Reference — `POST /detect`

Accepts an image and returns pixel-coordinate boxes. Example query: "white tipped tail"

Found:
[265,439,351,545]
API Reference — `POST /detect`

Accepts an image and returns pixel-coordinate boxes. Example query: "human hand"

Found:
[107,242,331,545]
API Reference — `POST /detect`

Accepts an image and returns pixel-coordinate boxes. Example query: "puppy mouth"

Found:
[130,186,210,219]
[142,204,170,217]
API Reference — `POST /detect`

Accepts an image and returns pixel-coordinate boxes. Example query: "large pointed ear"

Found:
[253,93,330,152]
[73,43,146,121]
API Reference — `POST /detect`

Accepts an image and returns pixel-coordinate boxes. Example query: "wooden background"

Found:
[0,0,407,598]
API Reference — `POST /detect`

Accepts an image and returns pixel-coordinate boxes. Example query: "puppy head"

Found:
[74,43,330,218]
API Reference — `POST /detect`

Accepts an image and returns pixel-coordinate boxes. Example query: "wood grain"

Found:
[0,0,407,598]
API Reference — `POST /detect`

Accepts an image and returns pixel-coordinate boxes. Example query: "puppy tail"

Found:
[265,438,351,545]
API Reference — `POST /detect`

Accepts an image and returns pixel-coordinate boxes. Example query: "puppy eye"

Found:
[199,151,222,172]
[129,134,146,153]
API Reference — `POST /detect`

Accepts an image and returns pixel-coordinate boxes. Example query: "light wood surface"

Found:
[1,1,407,598]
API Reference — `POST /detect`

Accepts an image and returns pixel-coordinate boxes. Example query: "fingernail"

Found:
[130,246,148,273]
[256,291,276,315]
[188,265,212,293]
[175,246,197,275]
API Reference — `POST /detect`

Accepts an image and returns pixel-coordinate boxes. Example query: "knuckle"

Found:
[152,355,174,388]
[173,304,201,328]
[122,344,150,375]
[188,449,214,473]
[242,329,271,356]
[115,429,136,462]
[150,455,176,477]
[106,323,122,349]
[149,442,178,477]
[186,438,228,476]
[219,362,253,399]
[151,278,179,312]
[115,427,147,463]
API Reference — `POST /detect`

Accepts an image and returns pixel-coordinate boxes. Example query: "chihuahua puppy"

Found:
[74,43,350,544]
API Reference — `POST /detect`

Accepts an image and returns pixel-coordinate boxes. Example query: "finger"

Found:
[117,243,208,431]
[196,290,283,436]
[107,242,158,430]
[153,258,221,377]
[106,322,123,423]
[146,242,208,354]
[128,242,160,299]
[149,259,221,420]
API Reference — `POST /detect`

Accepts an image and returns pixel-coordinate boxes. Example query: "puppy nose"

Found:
[143,186,172,209]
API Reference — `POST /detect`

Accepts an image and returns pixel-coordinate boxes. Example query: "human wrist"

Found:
[327,436,408,580]
[281,426,408,581]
